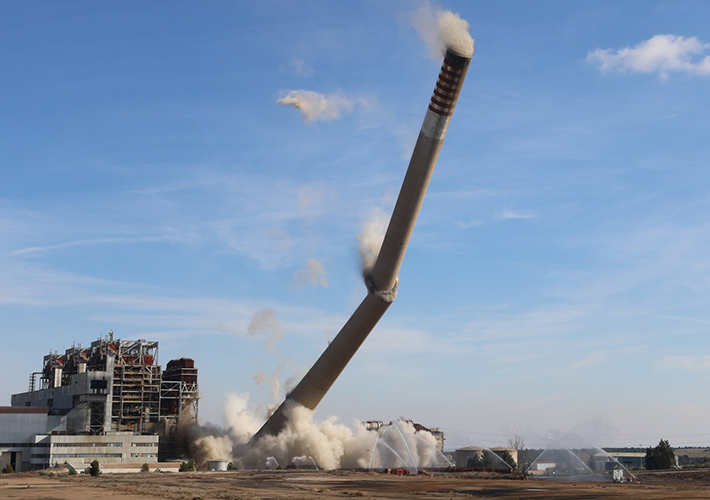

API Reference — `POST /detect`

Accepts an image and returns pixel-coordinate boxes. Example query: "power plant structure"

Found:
[0,331,198,472]
[363,420,445,453]
[252,46,473,442]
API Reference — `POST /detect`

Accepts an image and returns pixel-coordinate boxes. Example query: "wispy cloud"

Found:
[0,260,334,342]
[6,236,187,257]
[290,57,313,78]
[1,166,392,272]
[462,304,594,343]
[587,34,710,80]
[658,355,710,371]
[496,208,537,220]
[568,350,607,371]
[633,114,679,124]
[458,219,483,229]
[95,161,127,171]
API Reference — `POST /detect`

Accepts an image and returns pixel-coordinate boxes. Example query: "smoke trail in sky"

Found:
[294,258,329,288]
[412,3,475,58]
[253,366,283,405]
[278,90,356,122]
[283,368,307,396]
[246,308,283,354]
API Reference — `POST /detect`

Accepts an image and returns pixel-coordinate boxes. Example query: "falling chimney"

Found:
[251,48,472,442]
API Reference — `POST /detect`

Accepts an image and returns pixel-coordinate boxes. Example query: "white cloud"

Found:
[496,208,536,220]
[277,90,358,123]
[587,34,710,80]
[657,355,710,371]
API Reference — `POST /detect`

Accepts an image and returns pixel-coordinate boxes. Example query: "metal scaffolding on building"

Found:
[27,331,198,436]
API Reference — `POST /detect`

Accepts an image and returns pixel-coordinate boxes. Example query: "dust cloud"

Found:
[412,3,474,59]
[188,394,444,470]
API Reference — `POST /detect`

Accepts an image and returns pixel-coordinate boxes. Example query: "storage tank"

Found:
[207,460,228,471]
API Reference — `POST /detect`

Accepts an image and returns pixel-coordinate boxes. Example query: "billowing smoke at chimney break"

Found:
[357,210,388,276]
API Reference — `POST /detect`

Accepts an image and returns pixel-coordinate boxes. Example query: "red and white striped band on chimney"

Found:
[420,50,470,141]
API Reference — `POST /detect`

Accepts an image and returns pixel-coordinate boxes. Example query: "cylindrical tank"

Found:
[251,48,472,442]
[207,460,229,471]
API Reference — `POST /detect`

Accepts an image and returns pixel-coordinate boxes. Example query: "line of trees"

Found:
[645,439,676,470]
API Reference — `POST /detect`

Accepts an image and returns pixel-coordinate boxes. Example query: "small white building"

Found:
[534,462,556,472]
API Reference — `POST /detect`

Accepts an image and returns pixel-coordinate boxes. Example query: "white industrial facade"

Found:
[43,434,159,469]
[0,407,158,472]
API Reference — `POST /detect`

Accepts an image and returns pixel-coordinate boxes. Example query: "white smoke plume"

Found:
[188,393,263,464]
[253,367,282,404]
[246,308,283,354]
[412,3,475,59]
[294,258,329,288]
[247,309,291,409]
[278,90,356,123]
[357,210,388,275]
[283,367,307,396]
[188,394,445,471]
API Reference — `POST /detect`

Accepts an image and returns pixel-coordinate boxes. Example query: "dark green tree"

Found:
[179,460,196,472]
[481,450,499,468]
[2,463,14,473]
[85,460,101,476]
[500,450,517,469]
[645,439,675,470]
[466,454,482,468]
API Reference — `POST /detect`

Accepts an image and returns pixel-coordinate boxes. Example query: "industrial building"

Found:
[362,420,445,453]
[454,446,518,468]
[594,451,647,470]
[0,332,198,472]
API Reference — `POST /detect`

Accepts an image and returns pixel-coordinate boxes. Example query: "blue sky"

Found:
[2,1,710,450]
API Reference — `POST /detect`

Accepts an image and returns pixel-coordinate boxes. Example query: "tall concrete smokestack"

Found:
[252,48,472,442]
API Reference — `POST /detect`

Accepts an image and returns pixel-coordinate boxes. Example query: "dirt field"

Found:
[2,469,710,500]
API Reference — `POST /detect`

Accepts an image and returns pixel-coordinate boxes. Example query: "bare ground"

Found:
[2,469,710,500]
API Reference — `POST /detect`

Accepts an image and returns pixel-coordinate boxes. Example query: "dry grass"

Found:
[2,469,710,499]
